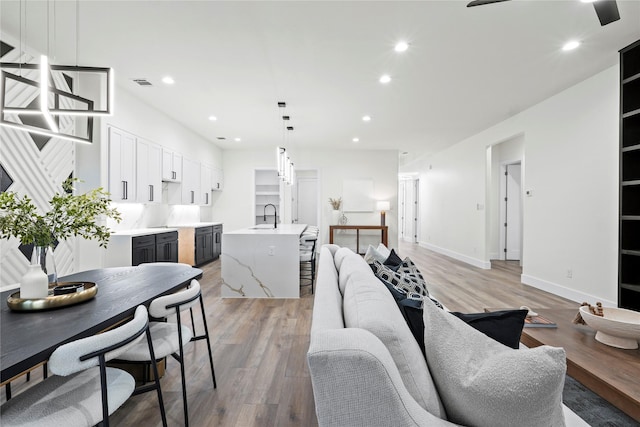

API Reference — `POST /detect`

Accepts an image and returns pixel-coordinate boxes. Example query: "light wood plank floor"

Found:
[3,242,580,426]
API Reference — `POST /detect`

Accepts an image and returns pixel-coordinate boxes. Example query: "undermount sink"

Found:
[250,224,276,229]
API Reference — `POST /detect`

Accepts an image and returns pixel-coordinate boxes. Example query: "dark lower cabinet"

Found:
[132,235,156,266]
[213,225,223,260]
[132,231,178,266]
[156,231,179,263]
[195,226,214,266]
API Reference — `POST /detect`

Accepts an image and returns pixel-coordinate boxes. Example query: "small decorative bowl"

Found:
[579,306,640,349]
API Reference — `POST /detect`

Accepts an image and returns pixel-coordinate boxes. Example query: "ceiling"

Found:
[1,1,640,160]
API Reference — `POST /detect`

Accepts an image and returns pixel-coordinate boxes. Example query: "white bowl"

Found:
[579,306,640,349]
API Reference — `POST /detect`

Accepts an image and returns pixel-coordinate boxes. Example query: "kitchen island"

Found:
[221,224,307,298]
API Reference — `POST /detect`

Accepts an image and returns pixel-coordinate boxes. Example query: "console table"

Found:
[329,225,388,254]
[519,308,640,421]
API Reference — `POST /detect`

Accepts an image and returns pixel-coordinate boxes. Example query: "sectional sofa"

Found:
[307,244,589,427]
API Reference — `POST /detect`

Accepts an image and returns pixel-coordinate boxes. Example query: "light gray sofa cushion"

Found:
[336,248,372,295]
[343,270,446,419]
[422,300,567,427]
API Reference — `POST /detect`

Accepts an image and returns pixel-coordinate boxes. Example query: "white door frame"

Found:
[499,161,523,262]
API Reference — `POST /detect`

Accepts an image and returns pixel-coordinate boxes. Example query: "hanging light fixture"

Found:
[0,0,114,143]
[276,101,295,184]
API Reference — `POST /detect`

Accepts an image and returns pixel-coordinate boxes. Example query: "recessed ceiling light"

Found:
[161,76,175,85]
[562,40,581,51]
[352,137,360,143]
[234,137,242,142]
[379,74,391,84]
[394,41,409,52]
[362,115,371,122]
[208,115,217,121]
[580,0,595,3]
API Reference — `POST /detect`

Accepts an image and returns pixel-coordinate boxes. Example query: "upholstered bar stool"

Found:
[300,232,318,294]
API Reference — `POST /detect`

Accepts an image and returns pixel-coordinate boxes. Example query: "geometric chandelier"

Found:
[0,55,113,144]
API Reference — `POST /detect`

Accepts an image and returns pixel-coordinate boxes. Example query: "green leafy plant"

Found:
[0,178,121,248]
[329,197,342,210]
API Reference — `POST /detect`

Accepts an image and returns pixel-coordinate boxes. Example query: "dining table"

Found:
[0,263,203,384]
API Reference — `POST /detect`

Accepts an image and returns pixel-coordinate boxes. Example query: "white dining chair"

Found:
[0,305,167,427]
[114,279,216,427]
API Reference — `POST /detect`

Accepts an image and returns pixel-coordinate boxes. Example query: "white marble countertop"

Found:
[224,223,307,235]
[166,222,223,228]
[110,228,179,237]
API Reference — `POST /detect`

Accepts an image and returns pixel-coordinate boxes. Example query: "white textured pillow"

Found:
[363,244,387,265]
[376,243,391,259]
[422,301,566,427]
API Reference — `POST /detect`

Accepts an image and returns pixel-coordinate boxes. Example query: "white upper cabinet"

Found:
[201,164,213,206]
[212,168,224,191]
[168,157,201,205]
[136,139,162,204]
[162,148,183,182]
[108,126,136,203]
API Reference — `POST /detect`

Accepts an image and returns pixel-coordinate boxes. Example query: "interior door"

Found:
[295,177,318,226]
[504,163,522,261]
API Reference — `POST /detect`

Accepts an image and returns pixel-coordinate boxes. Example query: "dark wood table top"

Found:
[518,308,640,421]
[1,264,203,383]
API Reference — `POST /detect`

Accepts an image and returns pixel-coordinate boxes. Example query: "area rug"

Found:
[563,375,639,427]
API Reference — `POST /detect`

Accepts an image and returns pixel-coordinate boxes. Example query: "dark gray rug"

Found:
[563,375,639,427]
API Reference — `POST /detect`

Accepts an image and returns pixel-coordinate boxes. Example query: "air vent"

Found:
[132,78,153,86]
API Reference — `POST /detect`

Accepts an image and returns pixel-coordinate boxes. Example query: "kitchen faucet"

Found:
[264,203,277,228]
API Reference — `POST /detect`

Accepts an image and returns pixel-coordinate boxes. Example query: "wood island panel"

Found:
[178,227,196,266]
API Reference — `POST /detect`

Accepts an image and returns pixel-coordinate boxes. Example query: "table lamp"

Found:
[376,201,391,226]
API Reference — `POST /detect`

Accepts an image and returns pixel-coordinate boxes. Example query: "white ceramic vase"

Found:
[331,210,341,225]
[20,264,49,299]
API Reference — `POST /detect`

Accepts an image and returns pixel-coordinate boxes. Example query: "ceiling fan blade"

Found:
[593,0,620,26]
[467,0,511,7]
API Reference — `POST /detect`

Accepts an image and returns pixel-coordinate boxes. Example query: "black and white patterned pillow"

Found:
[373,260,429,297]
[397,257,425,283]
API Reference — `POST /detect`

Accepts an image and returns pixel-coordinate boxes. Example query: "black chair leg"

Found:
[199,296,217,388]
[5,382,11,400]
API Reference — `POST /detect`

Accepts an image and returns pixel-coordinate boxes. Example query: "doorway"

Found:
[293,170,319,226]
[500,162,522,261]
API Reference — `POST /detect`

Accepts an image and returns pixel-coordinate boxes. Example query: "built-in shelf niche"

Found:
[619,39,640,311]
[255,169,280,225]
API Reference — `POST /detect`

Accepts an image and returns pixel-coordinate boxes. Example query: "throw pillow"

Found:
[376,242,391,259]
[363,244,388,265]
[396,257,425,283]
[374,261,429,297]
[422,301,567,427]
[383,249,403,271]
[450,310,528,349]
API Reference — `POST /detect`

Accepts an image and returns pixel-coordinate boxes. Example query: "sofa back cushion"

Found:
[335,248,371,295]
[343,270,446,419]
[310,246,345,332]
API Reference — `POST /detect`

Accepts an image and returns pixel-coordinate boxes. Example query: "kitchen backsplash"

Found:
[108,203,201,231]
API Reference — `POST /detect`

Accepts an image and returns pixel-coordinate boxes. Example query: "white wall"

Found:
[216,148,399,249]
[402,65,619,305]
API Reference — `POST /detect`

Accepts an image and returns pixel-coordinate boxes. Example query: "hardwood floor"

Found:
[3,241,581,426]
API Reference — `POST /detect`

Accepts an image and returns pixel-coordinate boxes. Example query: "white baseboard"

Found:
[521,274,617,307]
[418,242,491,270]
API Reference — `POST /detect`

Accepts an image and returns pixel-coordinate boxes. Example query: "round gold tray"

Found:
[7,282,98,312]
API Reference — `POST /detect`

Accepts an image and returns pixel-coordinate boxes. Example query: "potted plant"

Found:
[0,178,121,298]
